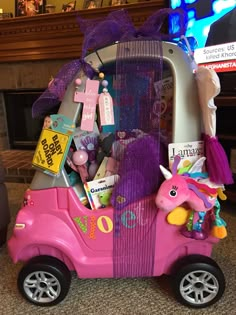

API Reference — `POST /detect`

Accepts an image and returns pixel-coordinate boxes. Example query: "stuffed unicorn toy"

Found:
[155,155,227,240]
[155,156,218,213]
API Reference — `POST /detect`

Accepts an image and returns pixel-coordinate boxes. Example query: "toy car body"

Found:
[8,40,226,308]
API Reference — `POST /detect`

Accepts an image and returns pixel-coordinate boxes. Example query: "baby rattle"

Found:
[67,149,89,183]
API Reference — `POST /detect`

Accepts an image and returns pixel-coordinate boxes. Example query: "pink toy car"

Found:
[8,38,226,309]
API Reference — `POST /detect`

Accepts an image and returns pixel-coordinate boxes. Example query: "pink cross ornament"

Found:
[74,79,99,131]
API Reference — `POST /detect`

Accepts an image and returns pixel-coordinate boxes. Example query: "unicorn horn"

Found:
[160,165,172,179]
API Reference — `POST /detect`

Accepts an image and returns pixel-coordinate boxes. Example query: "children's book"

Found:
[168,140,204,171]
[84,175,119,210]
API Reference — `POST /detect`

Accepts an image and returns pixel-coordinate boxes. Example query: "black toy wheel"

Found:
[173,256,225,308]
[17,256,71,306]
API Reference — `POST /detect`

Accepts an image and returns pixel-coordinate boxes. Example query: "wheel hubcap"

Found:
[180,270,219,305]
[23,271,61,304]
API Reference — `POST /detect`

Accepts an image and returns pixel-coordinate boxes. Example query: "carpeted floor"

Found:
[1,183,236,315]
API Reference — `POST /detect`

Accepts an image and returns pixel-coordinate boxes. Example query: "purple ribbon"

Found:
[32,8,187,118]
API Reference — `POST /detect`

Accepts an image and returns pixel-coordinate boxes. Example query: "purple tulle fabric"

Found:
[32,59,95,118]
[113,196,158,277]
[32,8,187,118]
[112,35,168,276]
[204,134,233,185]
[78,8,187,58]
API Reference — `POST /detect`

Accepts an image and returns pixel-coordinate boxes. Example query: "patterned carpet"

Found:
[0,183,236,315]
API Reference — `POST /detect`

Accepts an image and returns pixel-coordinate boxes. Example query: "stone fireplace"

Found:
[0,60,70,182]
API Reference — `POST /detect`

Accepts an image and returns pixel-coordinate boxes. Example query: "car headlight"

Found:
[14,223,25,229]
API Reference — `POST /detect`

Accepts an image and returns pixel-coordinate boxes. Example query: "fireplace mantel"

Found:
[0,1,165,63]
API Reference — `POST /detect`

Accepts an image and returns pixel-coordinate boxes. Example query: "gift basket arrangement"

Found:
[8,8,233,308]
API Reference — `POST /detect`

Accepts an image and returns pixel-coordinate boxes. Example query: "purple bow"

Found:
[32,8,186,118]
[78,8,187,58]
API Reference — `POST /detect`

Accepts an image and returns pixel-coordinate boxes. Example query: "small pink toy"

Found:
[67,150,89,183]
[80,135,99,179]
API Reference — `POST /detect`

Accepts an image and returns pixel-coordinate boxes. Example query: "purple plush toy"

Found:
[111,134,168,210]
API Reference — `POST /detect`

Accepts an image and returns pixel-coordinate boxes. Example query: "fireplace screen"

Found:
[4,90,45,150]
